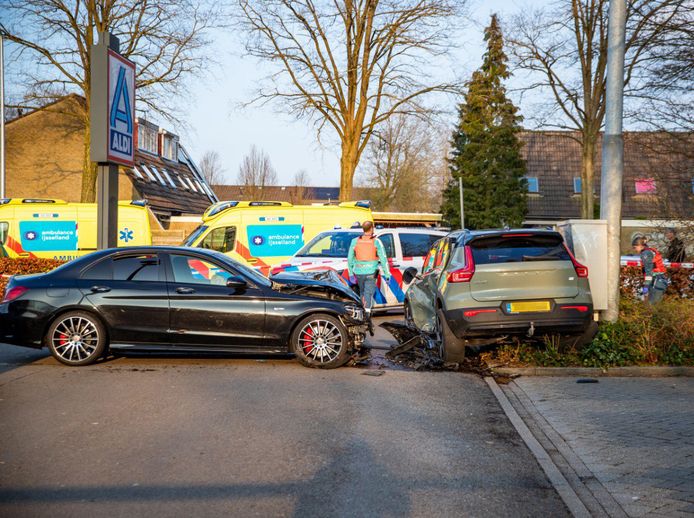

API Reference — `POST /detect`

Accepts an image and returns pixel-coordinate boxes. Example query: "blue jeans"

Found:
[648,275,667,304]
[355,274,377,311]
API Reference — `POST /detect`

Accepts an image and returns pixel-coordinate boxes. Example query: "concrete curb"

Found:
[492,366,694,377]
[484,377,591,518]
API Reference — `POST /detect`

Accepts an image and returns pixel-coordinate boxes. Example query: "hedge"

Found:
[1,257,692,301]
[0,258,65,297]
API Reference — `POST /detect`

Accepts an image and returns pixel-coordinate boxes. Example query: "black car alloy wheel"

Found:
[47,311,107,366]
[292,313,351,369]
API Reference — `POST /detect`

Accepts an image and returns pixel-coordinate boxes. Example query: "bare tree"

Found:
[507,0,688,218]
[1,0,217,202]
[359,115,448,212]
[236,145,278,200]
[291,169,311,204]
[237,0,464,201]
[637,1,694,131]
[199,150,226,186]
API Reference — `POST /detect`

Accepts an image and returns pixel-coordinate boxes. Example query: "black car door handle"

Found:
[176,287,196,294]
[90,286,111,293]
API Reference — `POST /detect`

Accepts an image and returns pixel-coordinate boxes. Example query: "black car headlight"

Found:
[345,304,365,321]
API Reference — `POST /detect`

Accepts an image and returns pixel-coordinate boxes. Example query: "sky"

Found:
[179,0,532,186]
[2,0,536,187]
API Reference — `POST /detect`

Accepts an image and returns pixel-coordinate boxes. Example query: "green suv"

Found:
[403,229,596,361]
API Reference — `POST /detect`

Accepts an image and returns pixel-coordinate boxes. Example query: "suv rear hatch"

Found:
[467,233,579,302]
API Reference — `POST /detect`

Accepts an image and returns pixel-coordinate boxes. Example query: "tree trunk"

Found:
[580,137,596,218]
[339,137,359,201]
[80,113,97,203]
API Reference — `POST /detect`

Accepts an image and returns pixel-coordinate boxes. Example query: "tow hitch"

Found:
[527,321,535,338]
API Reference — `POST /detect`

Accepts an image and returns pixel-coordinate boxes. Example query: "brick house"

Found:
[5,95,217,228]
[519,130,693,223]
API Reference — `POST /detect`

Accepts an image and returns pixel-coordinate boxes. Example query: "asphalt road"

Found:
[0,317,568,517]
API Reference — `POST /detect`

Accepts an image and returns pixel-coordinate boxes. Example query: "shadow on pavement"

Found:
[0,344,52,374]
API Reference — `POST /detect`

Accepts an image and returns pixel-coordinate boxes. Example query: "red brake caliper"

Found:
[302,327,314,353]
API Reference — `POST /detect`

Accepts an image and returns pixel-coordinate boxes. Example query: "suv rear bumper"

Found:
[444,304,593,339]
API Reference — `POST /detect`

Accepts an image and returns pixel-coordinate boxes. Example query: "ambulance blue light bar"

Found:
[206,201,239,218]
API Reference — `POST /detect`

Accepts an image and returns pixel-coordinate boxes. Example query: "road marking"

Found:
[485,376,591,518]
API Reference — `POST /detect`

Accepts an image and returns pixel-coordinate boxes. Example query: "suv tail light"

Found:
[564,245,589,278]
[447,246,475,283]
[3,286,28,303]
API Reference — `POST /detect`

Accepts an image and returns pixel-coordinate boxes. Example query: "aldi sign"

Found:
[90,36,136,166]
[107,50,135,165]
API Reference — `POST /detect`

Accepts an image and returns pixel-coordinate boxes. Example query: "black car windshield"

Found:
[295,231,362,257]
[208,250,272,287]
[182,225,208,246]
[466,234,570,264]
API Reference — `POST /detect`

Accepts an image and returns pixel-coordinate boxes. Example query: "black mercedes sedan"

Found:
[0,247,367,369]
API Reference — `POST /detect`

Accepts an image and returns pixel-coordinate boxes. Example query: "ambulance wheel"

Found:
[47,311,107,366]
[292,313,351,369]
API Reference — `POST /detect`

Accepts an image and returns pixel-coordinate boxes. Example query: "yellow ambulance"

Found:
[0,198,151,261]
[182,200,373,273]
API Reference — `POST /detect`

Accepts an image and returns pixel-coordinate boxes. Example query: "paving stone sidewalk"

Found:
[509,377,694,517]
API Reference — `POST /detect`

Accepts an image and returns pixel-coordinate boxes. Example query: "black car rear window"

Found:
[113,255,161,282]
[469,235,570,264]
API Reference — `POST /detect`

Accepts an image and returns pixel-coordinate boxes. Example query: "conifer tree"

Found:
[442,14,527,229]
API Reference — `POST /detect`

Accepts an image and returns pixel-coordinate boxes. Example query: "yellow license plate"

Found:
[508,301,551,313]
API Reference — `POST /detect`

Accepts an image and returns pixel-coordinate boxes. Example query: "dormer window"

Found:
[137,119,158,154]
[161,131,179,161]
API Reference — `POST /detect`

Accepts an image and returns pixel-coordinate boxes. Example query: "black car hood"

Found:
[270,270,360,304]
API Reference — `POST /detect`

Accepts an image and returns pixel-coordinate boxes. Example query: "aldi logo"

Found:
[106,50,135,166]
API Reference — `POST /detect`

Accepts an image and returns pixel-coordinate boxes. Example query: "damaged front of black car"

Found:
[269,269,369,368]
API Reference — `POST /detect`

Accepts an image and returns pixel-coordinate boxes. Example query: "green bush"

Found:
[483,298,694,368]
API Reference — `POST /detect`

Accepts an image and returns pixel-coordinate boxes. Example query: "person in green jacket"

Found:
[347,221,391,325]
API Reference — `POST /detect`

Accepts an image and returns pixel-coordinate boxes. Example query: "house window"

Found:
[524,176,540,193]
[186,178,199,192]
[162,169,177,189]
[161,133,178,161]
[137,123,158,154]
[148,165,167,186]
[635,178,656,194]
[573,177,582,193]
[140,164,157,182]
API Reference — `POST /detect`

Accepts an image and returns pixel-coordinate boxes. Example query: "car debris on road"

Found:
[380,321,515,383]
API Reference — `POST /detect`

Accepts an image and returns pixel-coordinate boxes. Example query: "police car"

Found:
[271,227,447,309]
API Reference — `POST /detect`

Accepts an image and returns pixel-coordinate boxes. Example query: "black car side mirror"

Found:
[402,267,419,284]
[226,276,247,289]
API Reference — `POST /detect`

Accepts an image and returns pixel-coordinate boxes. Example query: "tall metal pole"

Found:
[92,31,121,250]
[458,176,464,229]
[0,32,5,199]
[600,0,627,322]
